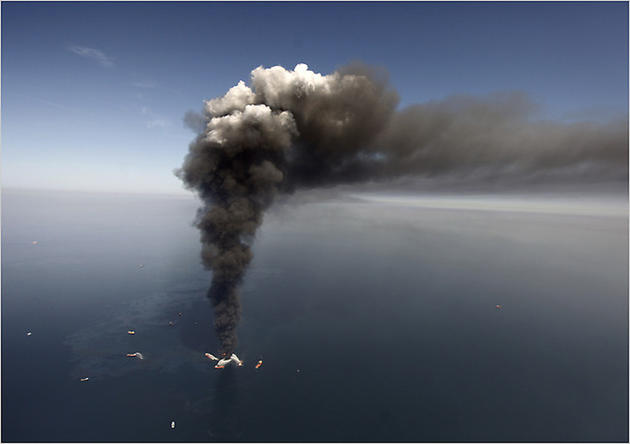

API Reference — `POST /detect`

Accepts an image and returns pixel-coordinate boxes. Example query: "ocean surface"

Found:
[2,188,628,442]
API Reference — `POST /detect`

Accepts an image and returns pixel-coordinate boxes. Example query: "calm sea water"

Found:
[2,189,628,442]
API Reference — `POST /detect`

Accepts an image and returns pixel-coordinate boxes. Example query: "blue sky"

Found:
[2,1,628,194]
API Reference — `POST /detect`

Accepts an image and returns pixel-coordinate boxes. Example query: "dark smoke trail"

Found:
[178,104,293,354]
[178,63,627,354]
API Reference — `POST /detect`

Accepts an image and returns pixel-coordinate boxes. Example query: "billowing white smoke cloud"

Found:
[204,105,296,154]
[205,80,256,116]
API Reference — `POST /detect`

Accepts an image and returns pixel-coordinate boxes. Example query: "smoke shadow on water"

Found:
[167,294,245,441]
[208,369,242,442]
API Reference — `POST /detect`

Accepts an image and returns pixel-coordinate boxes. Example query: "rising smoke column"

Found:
[178,102,296,354]
[178,64,398,354]
[178,63,627,354]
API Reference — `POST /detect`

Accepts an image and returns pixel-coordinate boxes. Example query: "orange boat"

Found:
[255,360,263,369]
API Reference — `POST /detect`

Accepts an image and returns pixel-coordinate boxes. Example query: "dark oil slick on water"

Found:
[2,189,628,442]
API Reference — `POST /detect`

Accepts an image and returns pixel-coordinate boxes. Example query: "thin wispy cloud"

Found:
[132,80,158,89]
[141,106,170,129]
[68,45,115,67]
[9,92,76,113]
[146,118,169,128]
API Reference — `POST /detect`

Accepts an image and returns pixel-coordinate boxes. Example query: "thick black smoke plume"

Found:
[178,63,627,354]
